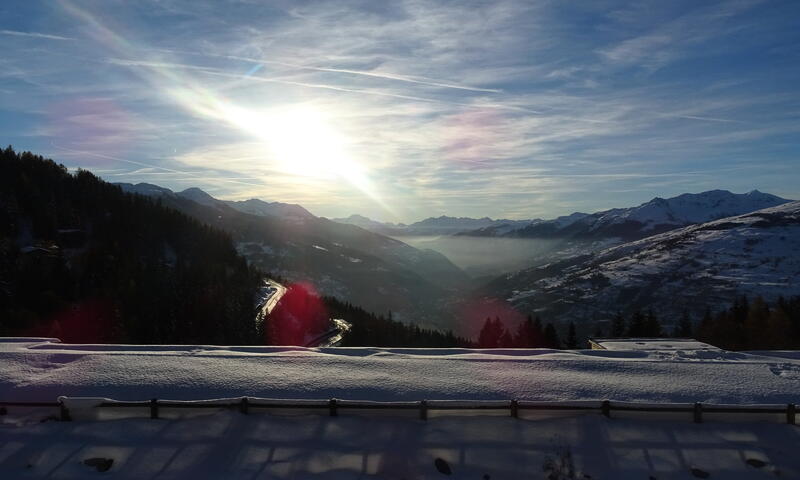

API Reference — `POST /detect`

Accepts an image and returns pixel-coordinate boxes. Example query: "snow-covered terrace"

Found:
[2,337,799,404]
[2,338,800,478]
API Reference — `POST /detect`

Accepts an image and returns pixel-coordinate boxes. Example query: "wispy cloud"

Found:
[0,29,74,41]
[159,49,502,93]
[1,0,798,221]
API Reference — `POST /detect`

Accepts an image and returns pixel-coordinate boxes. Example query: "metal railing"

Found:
[1,398,797,425]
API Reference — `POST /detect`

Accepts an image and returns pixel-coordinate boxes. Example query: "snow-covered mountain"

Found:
[331,214,405,232]
[461,213,585,237]
[490,201,800,325]
[333,214,534,236]
[464,190,790,242]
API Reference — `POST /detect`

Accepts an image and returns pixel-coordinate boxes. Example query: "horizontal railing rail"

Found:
[1,398,797,425]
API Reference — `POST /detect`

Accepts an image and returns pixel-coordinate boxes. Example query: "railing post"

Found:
[601,400,610,418]
[59,399,71,422]
[693,402,703,423]
[150,398,159,419]
[510,399,518,418]
[329,398,338,417]
[240,397,249,415]
[420,400,428,420]
[788,404,796,425]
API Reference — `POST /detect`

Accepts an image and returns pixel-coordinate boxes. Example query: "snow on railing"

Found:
[0,397,797,425]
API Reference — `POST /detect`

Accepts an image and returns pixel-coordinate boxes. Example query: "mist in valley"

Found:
[395,235,562,279]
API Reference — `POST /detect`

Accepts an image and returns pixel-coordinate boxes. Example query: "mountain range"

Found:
[463,189,790,241]
[338,190,790,242]
[116,183,315,221]
[116,183,469,326]
[486,200,800,329]
[332,214,531,236]
[119,183,797,332]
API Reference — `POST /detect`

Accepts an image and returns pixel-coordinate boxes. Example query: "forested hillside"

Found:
[0,148,466,347]
[0,147,262,344]
[117,182,470,328]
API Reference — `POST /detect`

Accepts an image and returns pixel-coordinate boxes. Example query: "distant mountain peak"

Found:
[226,198,315,220]
[459,189,791,241]
[116,182,175,197]
[177,187,220,207]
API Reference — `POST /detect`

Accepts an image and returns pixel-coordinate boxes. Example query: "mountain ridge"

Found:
[466,189,791,241]
[332,214,535,236]
[117,182,470,327]
[488,200,800,327]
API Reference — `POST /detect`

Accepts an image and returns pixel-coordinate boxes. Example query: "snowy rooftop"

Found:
[2,338,799,404]
[3,337,800,479]
[589,338,720,351]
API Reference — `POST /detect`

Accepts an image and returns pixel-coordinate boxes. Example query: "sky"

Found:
[1,0,799,223]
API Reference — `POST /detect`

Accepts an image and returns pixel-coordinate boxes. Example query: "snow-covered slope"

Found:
[580,189,790,236]
[466,190,791,242]
[495,201,800,324]
[3,338,800,404]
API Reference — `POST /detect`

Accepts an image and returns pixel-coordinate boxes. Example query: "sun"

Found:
[261,106,348,178]
[221,104,367,183]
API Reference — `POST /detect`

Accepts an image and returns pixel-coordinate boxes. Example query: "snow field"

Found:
[3,339,800,405]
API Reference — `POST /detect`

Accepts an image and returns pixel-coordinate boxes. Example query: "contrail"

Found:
[156,48,501,93]
[0,29,75,41]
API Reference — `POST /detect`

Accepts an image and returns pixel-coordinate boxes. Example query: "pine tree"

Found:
[611,311,626,337]
[478,317,497,348]
[515,316,532,347]
[643,309,662,337]
[627,311,646,337]
[499,329,514,348]
[566,322,578,349]
[543,323,561,349]
[675,310,693,337]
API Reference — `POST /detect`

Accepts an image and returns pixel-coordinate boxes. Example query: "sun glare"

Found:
[222,104,369,186]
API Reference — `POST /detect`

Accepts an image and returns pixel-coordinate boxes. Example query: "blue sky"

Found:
[1,0,798,222]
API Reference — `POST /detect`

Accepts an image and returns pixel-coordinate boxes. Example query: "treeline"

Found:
[476,316,576,349]
[325,297,469,347]
[695,295,800,350]
[604,310,671,338]
[0,147,261,345]
[590,295,800,351]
